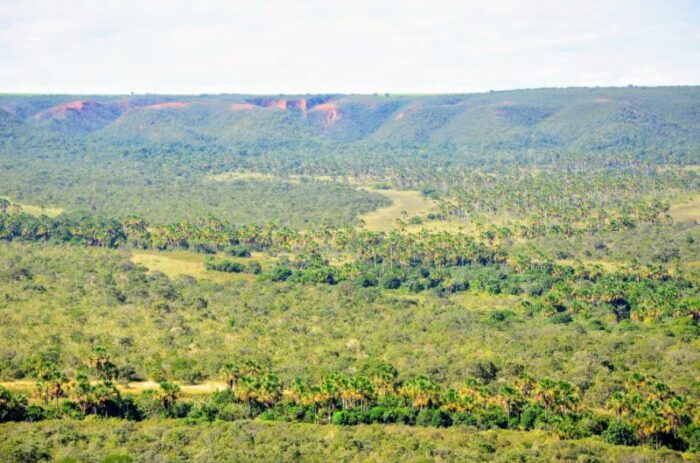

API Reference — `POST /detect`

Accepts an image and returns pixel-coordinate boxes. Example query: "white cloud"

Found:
[0,0,697,93]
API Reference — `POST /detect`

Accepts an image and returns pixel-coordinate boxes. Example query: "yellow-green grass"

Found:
[119,380,226,397]
[358,188,437,232]
[669,193,700,223]
[130,250,259,283]
[207,171,283,182]
[1,196,65,217]
[554,258,622,273]
[0,380,226,400]
[450,291,522,311]
[206,171,382,187]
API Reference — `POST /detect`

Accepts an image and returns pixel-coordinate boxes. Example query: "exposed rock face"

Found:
[241,98,308,112]
[293,98,307,113]
[230,102,257,111]
[32,99,128,131]
[263,99,287,109]
[310,102,341,124]
[34,100,101,120]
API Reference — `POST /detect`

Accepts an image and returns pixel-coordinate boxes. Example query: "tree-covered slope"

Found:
[1,87,698,162]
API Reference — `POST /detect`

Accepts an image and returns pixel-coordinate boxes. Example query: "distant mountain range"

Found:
[1,87,699,162]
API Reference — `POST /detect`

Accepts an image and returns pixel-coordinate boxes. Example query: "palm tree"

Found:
[496,385,523,421]
[318,376,339,423]
[515,373,536,398]
[256,373,282,409]
[534,377,558,418]
[606,391,627,423]
[371,364,397,404]
[241,360,262,377]
[399,376,440,410]
[662,395,690,438]
[156,381,181,411]
[554,380,580,414]
[220,362,241,391]
[71,374,94,415]
[235,375,259,415]
[91,381,120,417]
[48,370,69,412]
[88,346,117,381]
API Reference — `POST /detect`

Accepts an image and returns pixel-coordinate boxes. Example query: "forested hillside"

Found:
[1,87,699,163]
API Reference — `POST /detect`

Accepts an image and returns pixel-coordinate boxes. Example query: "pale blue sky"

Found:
[1,0,698,94]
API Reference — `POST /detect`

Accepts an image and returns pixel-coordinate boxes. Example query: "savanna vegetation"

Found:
[0,88,698,461]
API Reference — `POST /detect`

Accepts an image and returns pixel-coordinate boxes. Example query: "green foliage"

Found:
[604,422,638,446]
[1,88,700,460]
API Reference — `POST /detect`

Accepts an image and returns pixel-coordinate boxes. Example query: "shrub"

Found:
[520,404,545,430]
[225,245,251,257]
[603,421,638,446]
[205,259,243,273]
[245,261,262,274]
[368,406,386,423]
[0,386,28,422]
[269,266,292,282]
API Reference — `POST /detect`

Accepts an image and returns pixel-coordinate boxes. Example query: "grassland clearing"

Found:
[1,196,64,217]
[669,193,700,223]
[0,380,225,399]
[358,188,436,232]
[130,250,261,283]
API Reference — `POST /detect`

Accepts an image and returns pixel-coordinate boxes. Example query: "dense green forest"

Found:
[1,88,699,462]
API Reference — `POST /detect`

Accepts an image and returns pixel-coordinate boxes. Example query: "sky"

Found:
[0,0,698,94]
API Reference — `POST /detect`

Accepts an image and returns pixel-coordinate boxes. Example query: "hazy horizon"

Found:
[3,84,700,98]
[1,0,698,94]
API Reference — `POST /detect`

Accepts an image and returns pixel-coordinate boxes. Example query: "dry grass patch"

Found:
[669,194,700,223]
[358,189,436,232]
[130,250,255,283]
[1,196,64,217]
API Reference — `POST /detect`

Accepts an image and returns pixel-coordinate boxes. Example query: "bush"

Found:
[577,414,609,437]
[381,274,402,289]
[354,275,377,288]
[476,405,508,429]
[0,386,28,422]
[519,404,545,430]
[382,407,415,425]
[9,440,50,463]
[681,424,700,452]
[103,456,133,463]
[550,312,573,324]
[225,245,251,257]
[246,261,262,275]
[269,266,292,282]
[205,259,243,273]
[368,406,386,423]
[332,410,363,426]
[416,409,452,428]
[452,412,477,426]
[603,421,638,446]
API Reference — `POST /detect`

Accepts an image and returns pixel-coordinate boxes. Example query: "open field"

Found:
[1,196,65,217]
[0,380,226,399]
[130,250,263,283]
[669,193,700,222]
[358,188,436,231]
